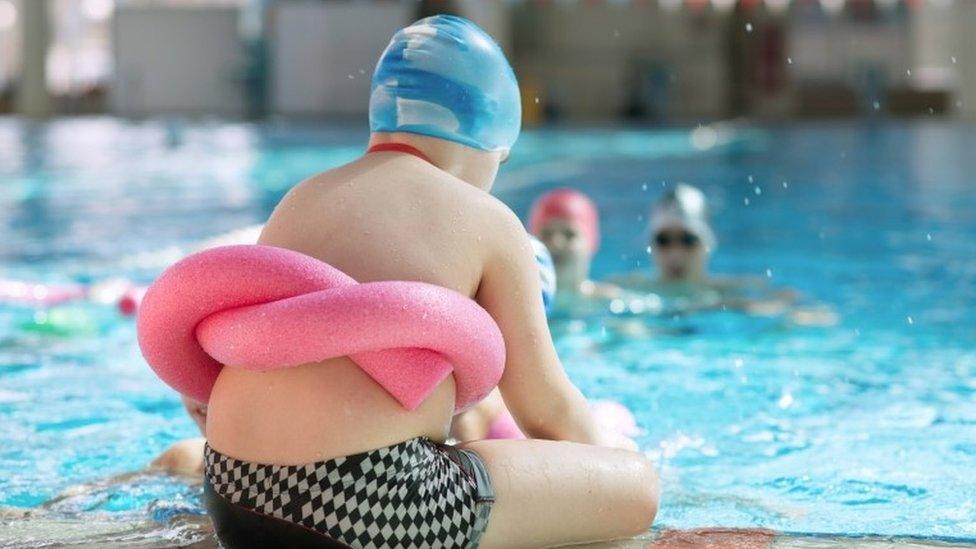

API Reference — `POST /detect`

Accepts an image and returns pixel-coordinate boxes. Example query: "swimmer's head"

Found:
[370,16,521,155]
[529,189,599,292]
[649,183,715,282]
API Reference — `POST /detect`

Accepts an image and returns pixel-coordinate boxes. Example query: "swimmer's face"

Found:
[182,396,207,435]
[537,218,591,267]
[651,227,706,281]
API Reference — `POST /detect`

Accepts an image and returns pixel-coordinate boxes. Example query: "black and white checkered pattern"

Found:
[205,438,490,549]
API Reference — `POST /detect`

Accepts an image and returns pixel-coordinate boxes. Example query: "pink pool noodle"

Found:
[486,400,640,440]
[137,245,505,412]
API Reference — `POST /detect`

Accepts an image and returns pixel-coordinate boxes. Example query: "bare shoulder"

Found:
[259,160,368,245]
[269,161,358,211]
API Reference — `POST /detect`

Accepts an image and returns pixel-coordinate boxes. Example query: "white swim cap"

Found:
[650,183,717,252]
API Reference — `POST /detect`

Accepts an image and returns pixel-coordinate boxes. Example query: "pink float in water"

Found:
[0,279,87,307]
[117,286,148,316]
[136,245,505,412]
[487,400,641,440]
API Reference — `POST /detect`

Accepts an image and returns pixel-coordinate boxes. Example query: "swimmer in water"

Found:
[196,16,657,548]
[614,183,837,325]
[150,396,207,476]
[528,188,621,303]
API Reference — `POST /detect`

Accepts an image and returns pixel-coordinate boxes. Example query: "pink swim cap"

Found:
[528,189,600,254]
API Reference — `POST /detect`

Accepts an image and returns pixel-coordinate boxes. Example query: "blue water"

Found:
[1,118,974,540]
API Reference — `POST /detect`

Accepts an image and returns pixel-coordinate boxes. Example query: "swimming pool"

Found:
[1,118,974,545]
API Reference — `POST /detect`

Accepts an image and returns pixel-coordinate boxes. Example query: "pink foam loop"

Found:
[137,245,505,412]
[486,400,640,440]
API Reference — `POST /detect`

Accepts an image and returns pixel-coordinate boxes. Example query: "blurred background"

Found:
[1,0,973,123]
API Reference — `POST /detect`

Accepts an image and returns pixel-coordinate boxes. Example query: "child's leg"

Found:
[463,438,659,548]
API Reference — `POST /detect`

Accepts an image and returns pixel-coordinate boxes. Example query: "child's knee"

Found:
[622,453,660,535]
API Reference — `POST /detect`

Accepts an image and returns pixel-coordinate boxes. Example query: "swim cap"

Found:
[369,15,521,153]
[650,183,717,252]
[528,188,600,254]
[529,234,556,314]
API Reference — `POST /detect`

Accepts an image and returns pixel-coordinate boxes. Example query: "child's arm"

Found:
[476,210,629,448]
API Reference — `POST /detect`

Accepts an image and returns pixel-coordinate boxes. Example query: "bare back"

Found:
[206,151,515,464]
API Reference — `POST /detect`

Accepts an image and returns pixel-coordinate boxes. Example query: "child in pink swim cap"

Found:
[529,188,621,302]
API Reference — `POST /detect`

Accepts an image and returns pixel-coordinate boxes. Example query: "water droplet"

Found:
[907,316,914,325]
[743,197,750,206]
[873,101,881,110]
[951,56,957,64]
[926,233,932,241]
[766,268,773,278]
[646,245,653,254]
[778,393,794,409]
[613,29,620,38]
[754,186,762,196]
[534,96,540,104]
[637,214,643,221]
[928,107,934,114]
[734,358,744,368]
[641,183,648,191]
[854,328,861,336]
[748,175,754,183]
[787,57,793,64]
[347,74,354,80]
[745,22,753,32]
[906,69,912,76]
[782,181,789,188]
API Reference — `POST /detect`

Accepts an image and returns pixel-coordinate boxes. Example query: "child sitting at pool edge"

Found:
[144,15,658,548]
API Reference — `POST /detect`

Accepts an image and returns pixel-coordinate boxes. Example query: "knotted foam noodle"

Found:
[137,245,505,412]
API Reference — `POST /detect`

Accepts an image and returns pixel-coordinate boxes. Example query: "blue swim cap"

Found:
[530,235,556,315]
[369,15,521,153]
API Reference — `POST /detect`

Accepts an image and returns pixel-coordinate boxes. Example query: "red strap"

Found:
[366,142,433,165]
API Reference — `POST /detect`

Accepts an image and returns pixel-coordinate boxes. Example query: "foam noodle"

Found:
[137,245,505,412]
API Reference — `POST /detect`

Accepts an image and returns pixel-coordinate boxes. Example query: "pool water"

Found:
[1,118,975,543]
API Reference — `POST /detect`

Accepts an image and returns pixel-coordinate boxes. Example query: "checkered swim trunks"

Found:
[203,438,494,548]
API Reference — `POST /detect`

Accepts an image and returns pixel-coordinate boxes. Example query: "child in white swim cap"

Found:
[649,183,716,282]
